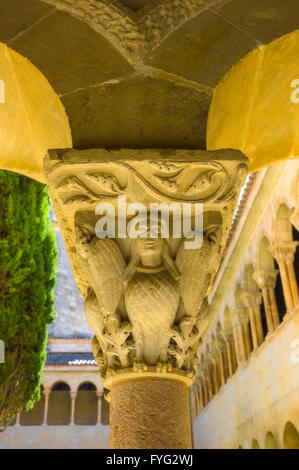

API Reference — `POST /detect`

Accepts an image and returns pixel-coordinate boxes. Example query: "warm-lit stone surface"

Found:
[0,42,71,181]
[207,29,299,172]
[109,379,192,449]
[193,306,299,449]
[0,425,109,449]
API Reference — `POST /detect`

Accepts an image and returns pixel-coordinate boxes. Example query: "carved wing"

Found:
[86,237,126,317]
[176,236,216,317]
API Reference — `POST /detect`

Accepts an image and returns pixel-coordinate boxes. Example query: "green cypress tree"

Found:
[0,170,57,429]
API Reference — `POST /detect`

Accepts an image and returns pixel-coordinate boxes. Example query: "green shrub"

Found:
[0,170,57,429]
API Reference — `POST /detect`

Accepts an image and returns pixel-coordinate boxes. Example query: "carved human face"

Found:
[135,237,164,267]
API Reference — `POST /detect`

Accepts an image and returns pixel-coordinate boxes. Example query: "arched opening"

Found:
[274,258,287,321]
[283,421,299,449]
[47,381,71,426]
[74,382,98,426]
[265,431,279,449]
[20,385,45,426]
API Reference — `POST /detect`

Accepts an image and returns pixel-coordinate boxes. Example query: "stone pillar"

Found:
[109,379,192,449]
[194,384,200,417]
[232,308,248,365]
[254,270,279,332]
[209,352,220,394]
[270,242,299,312]
[45,148,247,448]
[198,380,204,413]
[70,390,76,426]
[42,388,50,426]
[223,326,237,377]
[216,339,228,386]
[15,412,20,427]
[241,291,264,349]
[97,391,103,424]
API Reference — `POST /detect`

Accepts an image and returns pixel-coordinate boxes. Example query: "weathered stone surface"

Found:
[61,74,211,149]
[109,379,192,449]
[146,10,256,87]
[9,10,133,95]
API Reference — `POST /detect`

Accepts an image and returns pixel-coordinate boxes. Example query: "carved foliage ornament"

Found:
[45,148,247,385]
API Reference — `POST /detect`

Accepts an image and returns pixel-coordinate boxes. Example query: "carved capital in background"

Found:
[45,147,247,387]
[270,241,299,264]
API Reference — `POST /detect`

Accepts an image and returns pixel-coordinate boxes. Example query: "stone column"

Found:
[194,383,201,417]
[42,388,50,426]
[70,390,76,426]
[15,412,20,427]
[270,242,299,312]
[223,327,237,377]
[97,391,103,424]
[241,291,264,349]
[45,148,246,448]
[254,270,279,332]
[198,380,204,413]
[109,378,192,449]
[209,352,220,394]
[216,338,228,386]
[232,308,248,365]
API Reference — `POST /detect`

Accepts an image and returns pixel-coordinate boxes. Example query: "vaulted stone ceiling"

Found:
[1,0,299,150]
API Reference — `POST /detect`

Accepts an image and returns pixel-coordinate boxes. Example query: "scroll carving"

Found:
[45,148,247,385]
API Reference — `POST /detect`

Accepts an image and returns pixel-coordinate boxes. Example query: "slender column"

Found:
[109,379,192,449]
[15,412,20,427]
[190,388,196,420]
[203,362,213,401]
[195,382,200,416]
[241,291,263,349]
[217,340,228,385]
[226,338,234,377]
[209,353,220,394]
[202,376,208,407]
[232,308,248,365]
[42,388,50,426]
[254,270,279,332]
[70,390,77,426]
[223,326,237,377]
[97,391,103,424]
[198,381,204,413]
[270,242,299,312]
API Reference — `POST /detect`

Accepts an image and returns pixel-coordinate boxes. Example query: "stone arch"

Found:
[207,29,299,173]
[75,381,98,426]
[47,381,71,425]
[243,264,259,293]
[283,421,299,449]
[0,42,71,182]
[257,236,274,272]
[265,431,279,449]
[272,203,293,243]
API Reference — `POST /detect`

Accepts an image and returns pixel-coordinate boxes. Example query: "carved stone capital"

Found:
[270,241,299,264]
[232,307,249,326]
[241,290,262,309]
[253,269,279,290]
[45,148,247,387]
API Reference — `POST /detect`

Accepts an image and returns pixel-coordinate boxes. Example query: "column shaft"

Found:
[109,379,192,449]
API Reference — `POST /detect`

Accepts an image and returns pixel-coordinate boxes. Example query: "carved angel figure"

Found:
[80,224,221,375]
